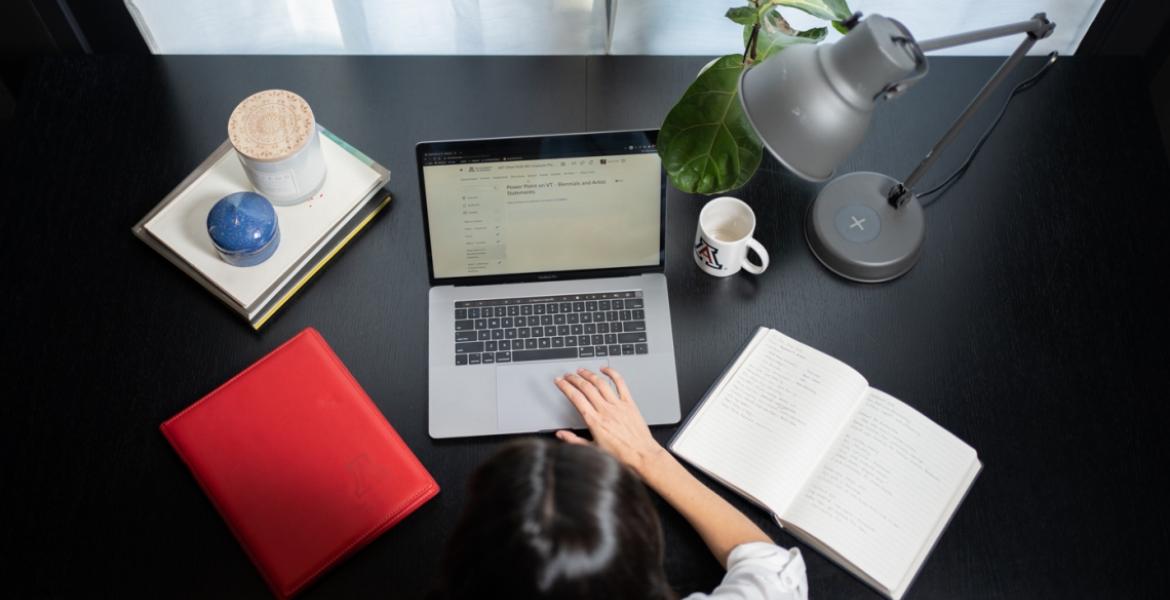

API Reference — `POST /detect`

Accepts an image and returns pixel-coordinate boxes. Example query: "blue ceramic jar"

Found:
[206,192,280,267]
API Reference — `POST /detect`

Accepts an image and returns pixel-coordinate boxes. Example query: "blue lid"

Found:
[207,192,278,255]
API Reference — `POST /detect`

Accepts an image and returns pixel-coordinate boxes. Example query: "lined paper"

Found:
[672,329,868,513]
[783,389,978,591]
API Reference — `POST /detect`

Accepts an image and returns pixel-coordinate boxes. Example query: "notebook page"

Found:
[890,458,981,600]
[781,520,888,596]
[782,389,978,592]
[671,329,869,514]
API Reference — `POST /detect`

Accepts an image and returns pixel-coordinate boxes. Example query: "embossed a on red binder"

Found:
[161,327,438,598]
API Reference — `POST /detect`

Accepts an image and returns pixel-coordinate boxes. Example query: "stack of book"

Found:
[133,126,390,329]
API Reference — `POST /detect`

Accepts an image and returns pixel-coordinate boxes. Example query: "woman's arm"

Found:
[554,367,773,567]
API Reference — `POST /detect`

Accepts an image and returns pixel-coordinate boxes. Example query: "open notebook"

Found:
[670,327,980,600]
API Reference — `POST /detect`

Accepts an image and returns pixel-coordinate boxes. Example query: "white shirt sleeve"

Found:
[681,542,809,600]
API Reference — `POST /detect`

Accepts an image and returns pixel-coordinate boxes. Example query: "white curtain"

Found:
[126,0,607,54]
[610,0,1105,56]
[126,0,1104,56]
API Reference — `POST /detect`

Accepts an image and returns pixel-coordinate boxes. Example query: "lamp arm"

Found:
[916,15,1055,53]
[888,13,1055,208]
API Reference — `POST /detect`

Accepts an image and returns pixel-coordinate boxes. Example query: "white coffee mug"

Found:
[693,196,770,277]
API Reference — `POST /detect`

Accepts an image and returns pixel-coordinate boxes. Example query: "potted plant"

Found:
[658,0,855,195]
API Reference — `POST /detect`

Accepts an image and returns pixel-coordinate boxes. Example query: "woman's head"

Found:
[434,438,673,599]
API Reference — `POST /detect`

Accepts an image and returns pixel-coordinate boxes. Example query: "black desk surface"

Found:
[3,55,1169,598]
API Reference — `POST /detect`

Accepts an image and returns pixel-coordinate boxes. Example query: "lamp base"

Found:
[805,171,925,283]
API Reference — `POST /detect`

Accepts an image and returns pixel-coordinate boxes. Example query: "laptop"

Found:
[418,130,681,438]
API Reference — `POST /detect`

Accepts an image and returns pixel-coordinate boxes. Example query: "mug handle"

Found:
[742,238,770,275]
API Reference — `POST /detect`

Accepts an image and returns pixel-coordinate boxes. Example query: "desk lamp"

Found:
[739,13,1055,282]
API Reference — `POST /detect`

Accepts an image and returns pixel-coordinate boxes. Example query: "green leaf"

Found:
[658,1,845,195]
[768,0,852,21]
[831,19,850,35]
[725,6,758,26]
[658,54,762,195]
[744,19,825,62]
[761,8,797,34]
[823,0,853,20]
[825,0,853,20]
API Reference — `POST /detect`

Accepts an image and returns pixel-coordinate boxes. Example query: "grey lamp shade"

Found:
[738,15,924,181]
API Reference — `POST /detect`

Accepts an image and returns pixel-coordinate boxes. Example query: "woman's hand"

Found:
[555,367,774,566]
[553,367,666,477]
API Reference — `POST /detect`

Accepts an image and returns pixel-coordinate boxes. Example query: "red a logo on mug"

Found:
[695,239,723,270]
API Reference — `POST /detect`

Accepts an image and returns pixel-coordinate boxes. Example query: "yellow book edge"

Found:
[253,193,393,330]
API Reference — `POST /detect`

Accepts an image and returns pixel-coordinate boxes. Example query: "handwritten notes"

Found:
[784,390,978,590]
[671,329,868,512]
[670,328,980,599]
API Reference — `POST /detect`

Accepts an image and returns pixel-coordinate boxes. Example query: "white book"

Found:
[670,327,981,600]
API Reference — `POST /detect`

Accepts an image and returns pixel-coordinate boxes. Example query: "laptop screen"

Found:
[418,131,663,283]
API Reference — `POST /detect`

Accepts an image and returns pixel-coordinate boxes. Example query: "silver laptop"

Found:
[418,130,681,438]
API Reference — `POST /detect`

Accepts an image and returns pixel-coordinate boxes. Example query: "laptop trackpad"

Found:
[497,359,609,433]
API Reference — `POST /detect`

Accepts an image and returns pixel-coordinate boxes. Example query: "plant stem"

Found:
[743,22,760,65]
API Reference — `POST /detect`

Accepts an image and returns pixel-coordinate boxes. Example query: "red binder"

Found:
[161,327,439,598]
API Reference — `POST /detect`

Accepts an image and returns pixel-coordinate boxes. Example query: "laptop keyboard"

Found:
[453,291,648,365]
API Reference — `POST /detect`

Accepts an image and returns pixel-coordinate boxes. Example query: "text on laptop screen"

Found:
[421,135,661,280]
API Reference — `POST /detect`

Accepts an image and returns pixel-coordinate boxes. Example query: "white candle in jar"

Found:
[227,89,327,206]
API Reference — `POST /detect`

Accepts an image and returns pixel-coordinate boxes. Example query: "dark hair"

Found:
[432,439,675,600]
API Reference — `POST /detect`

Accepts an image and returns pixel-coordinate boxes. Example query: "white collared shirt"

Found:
[683,543,809,600]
